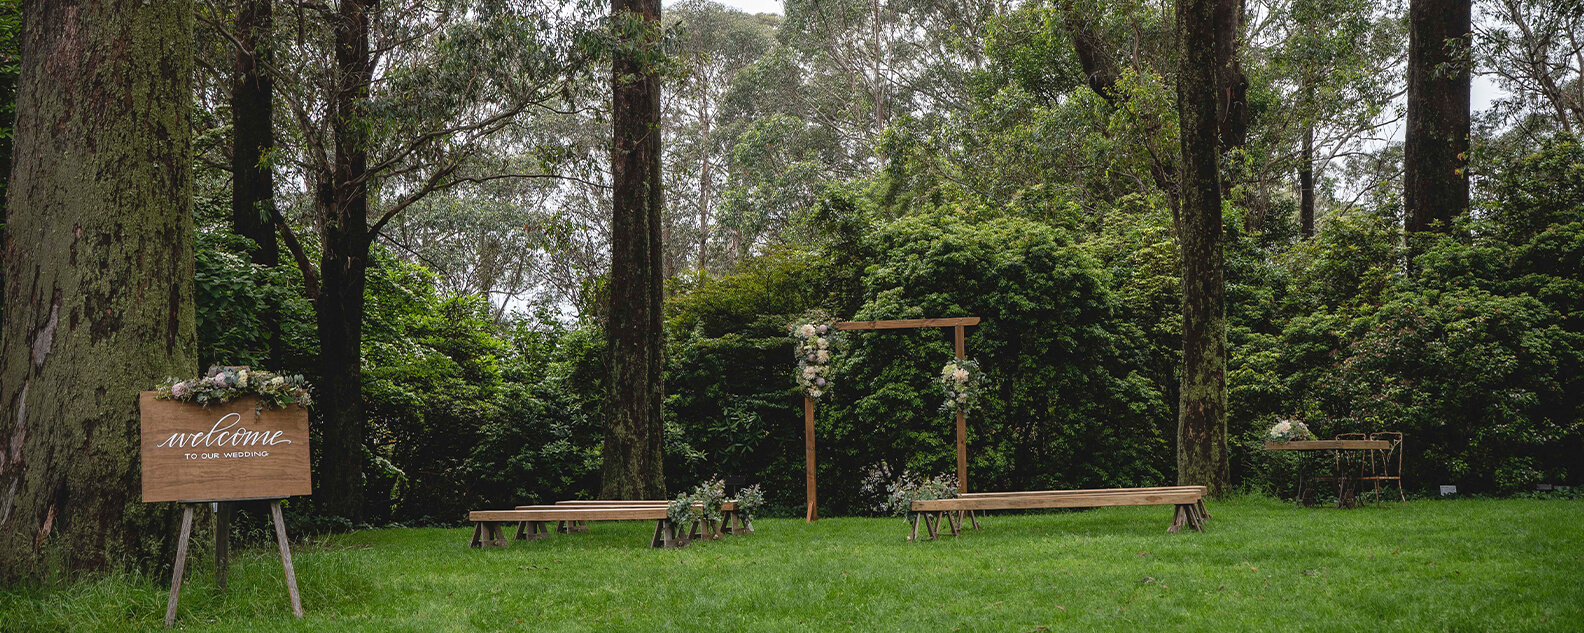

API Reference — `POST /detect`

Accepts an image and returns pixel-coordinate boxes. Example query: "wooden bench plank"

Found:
[912,491,1202,512]
[961,486,1206,498]
[471,508,668,522]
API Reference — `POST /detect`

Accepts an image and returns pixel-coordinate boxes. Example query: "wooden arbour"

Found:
[803,317,980,521]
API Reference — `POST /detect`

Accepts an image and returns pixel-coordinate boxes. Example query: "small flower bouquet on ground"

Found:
[879,470,959,519]
[156,366,312,409]
[1266,418,1317,442]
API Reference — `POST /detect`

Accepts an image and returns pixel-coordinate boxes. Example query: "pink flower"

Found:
[170,382,191,398]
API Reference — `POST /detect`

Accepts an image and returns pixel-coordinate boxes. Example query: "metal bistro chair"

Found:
[1362,432,1405,505]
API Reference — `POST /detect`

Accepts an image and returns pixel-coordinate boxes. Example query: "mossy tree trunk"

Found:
[601,0,666,500]
[1404,0,1470,235]
[313,0,374,521]
[0,0,196,578]
[1175,0,1229,496]
[231,0,281,368]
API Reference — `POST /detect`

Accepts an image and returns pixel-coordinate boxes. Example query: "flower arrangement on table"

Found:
[938,358,985,413]
[1266,418,1317,442]
[156,366,312,409]
[789,312,840,400]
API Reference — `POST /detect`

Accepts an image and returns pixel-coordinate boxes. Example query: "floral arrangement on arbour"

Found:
[789,311,840,400]
[156,366,313,409]
[938,358,985,413]
[1266,418,1317,442]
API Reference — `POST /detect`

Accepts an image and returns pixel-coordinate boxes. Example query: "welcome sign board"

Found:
[140,392,312,503]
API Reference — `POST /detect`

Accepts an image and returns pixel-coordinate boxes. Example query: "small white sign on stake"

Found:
[1439,485,1457,496]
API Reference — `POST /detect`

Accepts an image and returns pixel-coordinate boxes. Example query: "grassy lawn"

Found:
[2,495,1580,632]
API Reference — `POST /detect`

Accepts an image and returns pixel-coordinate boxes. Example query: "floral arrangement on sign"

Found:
[789,312,840,400]
[667,476,728,535]
[1267,418,1317,442]
[156,366,312,409]
[735,483,765,524]
[938,358,985,413]
[878,469,959,519]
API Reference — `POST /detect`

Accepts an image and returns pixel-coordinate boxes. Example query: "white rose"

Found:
[816,350,830,363]
[270,376,285,386]
[816,337,828,350]
[800,324,816,337]
[957,393,969,403]
[803,366,818,379]
[237,370,249,388]
[953,369,969,383]
[809,388,822,398]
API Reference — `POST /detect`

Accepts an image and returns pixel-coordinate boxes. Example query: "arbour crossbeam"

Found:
[803,317,981,522]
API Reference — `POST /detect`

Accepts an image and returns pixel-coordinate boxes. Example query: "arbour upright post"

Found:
[803,317,980,522]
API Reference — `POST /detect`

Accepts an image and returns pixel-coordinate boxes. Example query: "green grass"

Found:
[2,496,1581,631]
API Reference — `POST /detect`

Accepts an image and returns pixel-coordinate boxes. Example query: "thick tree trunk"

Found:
[1175,0,1229,496]
[1404,0,1471,234]
[602,0,666,500]
[0,0,196,577]
[232,0,281,367]
[1300,126,1315,238]
[1215,0,1248,152]
[315,0,373,521]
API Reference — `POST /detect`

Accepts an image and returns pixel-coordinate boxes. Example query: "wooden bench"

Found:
[907,486,1209,540]
[469,506,690,548]
[469,500,747,549]
[541,503,750,538]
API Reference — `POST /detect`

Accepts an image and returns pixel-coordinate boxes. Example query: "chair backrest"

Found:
[1334,432,1367,441]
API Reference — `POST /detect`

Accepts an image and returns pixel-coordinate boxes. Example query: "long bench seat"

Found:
[469,500,747,549]
[907,486,1209,540]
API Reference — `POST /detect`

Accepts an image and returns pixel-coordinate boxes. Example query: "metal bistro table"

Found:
[1263,438,1394,508]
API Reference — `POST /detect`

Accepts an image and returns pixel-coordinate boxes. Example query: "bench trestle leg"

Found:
[471,521,508,548]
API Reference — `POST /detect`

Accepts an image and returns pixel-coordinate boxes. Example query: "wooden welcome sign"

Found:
[140,392,312,502]
[141,389,310,626]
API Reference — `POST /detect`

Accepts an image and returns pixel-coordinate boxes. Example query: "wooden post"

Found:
[805,395,817,522]
[954,324,967,493]
[164,504,196,628]
[215,502,229,591]
[270,500,305,618]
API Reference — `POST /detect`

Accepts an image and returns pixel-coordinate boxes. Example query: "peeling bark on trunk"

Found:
[1176,0,1229,496]
[1404,0,1471,235]
[1215,0,1248,153]
[1300,126,1315,238]
[602,0,666,500]
[315,0,373,521]
[232,0,281,367]
[0,0,196,578]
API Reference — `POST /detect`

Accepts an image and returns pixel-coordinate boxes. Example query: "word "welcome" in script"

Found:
[156,413,293,449]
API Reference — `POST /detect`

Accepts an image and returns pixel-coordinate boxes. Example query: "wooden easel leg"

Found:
[215,502,230,591]
[164,503,196,628]
[270,500,305,618]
